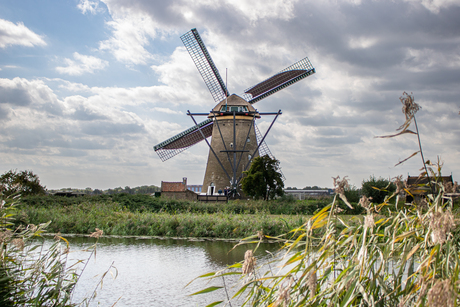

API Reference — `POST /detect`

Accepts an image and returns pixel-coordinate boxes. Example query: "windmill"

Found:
[153,28,315,198]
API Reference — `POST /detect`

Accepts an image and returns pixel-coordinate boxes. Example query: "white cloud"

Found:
[0,18,46,49]
[56,80,92,93]
[348,36,379,49]
[99,12,158,65]
[77,0,102,14]
[56,52,109,76]
[151,107,181,114]
[405,0,460,13]
[225,0,298,22]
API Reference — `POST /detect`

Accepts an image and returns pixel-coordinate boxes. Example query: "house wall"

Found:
[161,190,197,201]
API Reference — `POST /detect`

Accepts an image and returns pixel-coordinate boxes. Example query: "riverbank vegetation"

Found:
[15,195,361,239]
[190,92,460,306]
[0,194,112,306]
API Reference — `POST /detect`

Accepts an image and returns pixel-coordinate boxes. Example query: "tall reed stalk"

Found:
[190,93,460,306]
[0,192,115,306]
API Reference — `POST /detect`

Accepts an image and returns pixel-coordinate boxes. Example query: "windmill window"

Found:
[247,137,250,143]
[221,106,248,112]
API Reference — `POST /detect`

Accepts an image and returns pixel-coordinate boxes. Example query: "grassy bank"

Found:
[20,193,367,214]
[16,199,321,238]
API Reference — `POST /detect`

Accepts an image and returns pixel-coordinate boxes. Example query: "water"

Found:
[58,236,282,306]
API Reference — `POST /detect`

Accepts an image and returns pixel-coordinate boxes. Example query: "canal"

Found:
[61,236,282,306]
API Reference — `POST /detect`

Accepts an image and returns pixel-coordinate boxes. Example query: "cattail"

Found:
[430,210,455,245]
[394,175,404,194]
[242,250,256,275]
[358,196,372,209]
[257,230,265,241]
[333,207,344,214]
[400,92,420,120]
[12,238,24,250]
[364,214,375,229]
[0,230,12,243]
[427,279,454,307]
[90,228,103,239]
[273,277,293,307]
[332,176,349,196]
[307,270,317,299]
[333,176,353,209]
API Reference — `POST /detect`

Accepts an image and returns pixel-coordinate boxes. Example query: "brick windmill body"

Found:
[202,95,260,196]
[154,28,315,198]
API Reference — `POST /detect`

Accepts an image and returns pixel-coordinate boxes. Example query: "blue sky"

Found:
[1,0,459,190]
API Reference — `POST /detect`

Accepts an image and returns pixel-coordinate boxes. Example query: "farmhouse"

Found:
[160,177,198,201]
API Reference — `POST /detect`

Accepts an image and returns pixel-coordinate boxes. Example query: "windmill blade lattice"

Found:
[154,119,213,162]
[181,28,229,103]
[254,123,285,180]
[243,57,315,104]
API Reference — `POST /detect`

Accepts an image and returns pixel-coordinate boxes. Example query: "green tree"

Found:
[240,155,284,200]
[361,175,395,204]
[0,170,46,197]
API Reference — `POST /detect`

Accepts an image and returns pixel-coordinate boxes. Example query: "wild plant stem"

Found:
[413,116,434,193]
[221,275,232,307]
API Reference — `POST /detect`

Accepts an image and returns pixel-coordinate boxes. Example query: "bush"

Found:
[0,170,46,197]
[361,176,396,204]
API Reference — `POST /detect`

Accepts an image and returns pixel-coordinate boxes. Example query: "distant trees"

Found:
[303,186,328,190]
[241,155,284,201]
[0,170,46,197]
[361,176,396,204]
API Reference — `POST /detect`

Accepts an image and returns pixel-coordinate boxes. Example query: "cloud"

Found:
[56,52,109,76]
[405,0,460,13]
[99,10,159,65]
[77,0,103,14]
[0,78,60,109]
[0,18,46,49]
[151,107,181,114]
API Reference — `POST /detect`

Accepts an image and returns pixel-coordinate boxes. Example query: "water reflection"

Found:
[61,236,282,306]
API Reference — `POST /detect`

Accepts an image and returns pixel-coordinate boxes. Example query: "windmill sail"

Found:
[254,123,285,180]
[181,28,229,103]
[243,57,315,104]
[154,119,213,162]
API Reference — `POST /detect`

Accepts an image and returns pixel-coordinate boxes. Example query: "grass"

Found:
[16,200,314,238]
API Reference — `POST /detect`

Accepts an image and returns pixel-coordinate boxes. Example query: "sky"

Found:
[0,0,459,190]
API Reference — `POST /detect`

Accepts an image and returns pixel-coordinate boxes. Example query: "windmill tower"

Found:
[154,28,315,198]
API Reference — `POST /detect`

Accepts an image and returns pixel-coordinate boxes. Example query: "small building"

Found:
[405,175,455,202]
[187,184,203,193]
[161,177,198,201]
[284,189,334,200]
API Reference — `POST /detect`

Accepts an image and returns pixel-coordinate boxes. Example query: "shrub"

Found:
[361,175,396,204]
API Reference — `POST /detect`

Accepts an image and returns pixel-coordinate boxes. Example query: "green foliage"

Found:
[241,155,284,200]
[0,169,46,197]
[0,193,113,306]
[343,185,361,203]
[193,178,460,306]
[192,93,460,306]
[20,194,333,216]
[17,201,311,238]
[361,176,396,204]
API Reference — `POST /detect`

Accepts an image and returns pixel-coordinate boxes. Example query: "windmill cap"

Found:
[209,94,260,118]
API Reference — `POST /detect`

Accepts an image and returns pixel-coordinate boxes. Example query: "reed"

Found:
[190,93,460,306]
[17,201,322,238]
[0,193,114,306]
[20,194,338,215]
